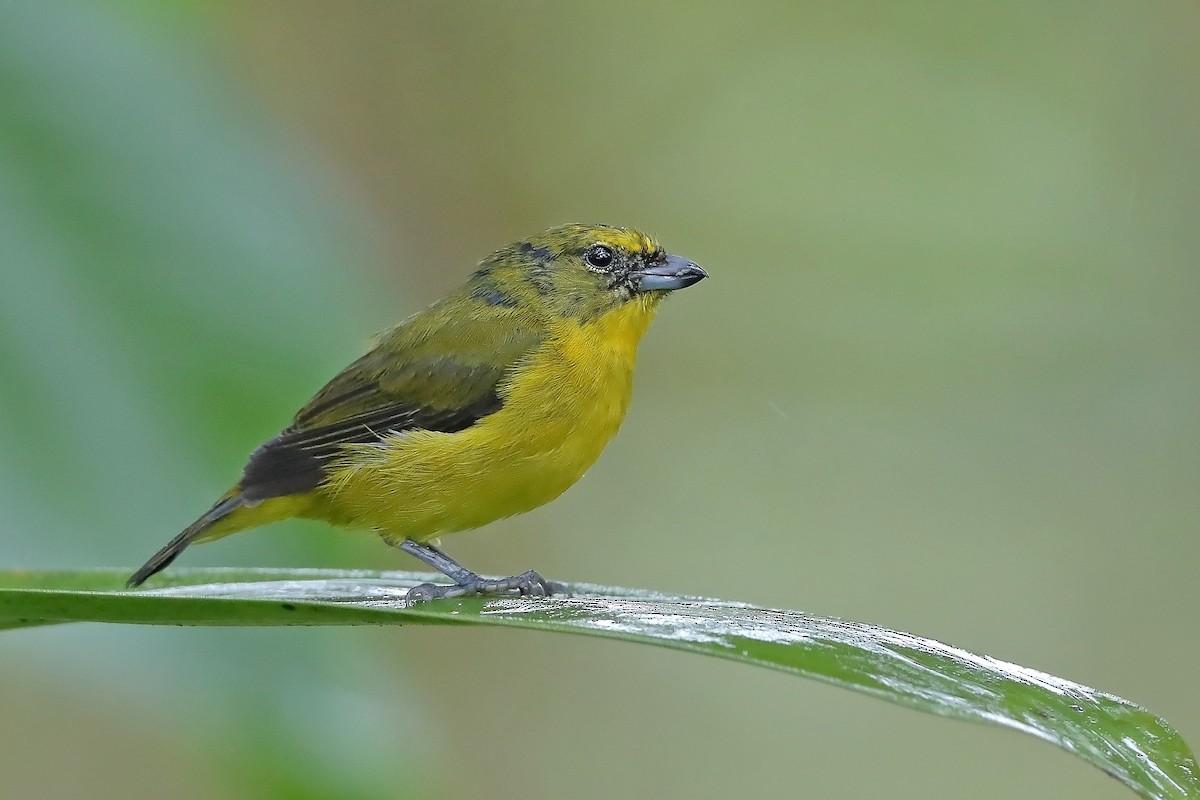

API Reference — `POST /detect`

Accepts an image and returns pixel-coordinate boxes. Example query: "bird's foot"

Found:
[405,570,569,606]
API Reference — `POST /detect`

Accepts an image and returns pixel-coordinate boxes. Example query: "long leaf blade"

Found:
[1,568,1194,800]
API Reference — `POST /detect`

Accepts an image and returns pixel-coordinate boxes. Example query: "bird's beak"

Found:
[633,254,708,293]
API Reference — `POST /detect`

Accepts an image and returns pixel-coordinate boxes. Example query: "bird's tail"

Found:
[127,494,243,587]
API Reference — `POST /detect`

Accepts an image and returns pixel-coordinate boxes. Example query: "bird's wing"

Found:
[238,306,543,503]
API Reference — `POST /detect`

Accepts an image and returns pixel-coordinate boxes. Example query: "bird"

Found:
[127,223,707,603]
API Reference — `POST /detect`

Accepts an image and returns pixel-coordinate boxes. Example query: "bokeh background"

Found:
[2,2,1197,798]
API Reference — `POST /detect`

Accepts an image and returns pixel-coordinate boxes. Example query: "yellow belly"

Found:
[311,306,649,542]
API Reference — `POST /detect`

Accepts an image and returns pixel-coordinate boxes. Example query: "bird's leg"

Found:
[397,539,568,605]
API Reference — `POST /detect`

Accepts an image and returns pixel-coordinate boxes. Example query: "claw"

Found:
[404,582,443,605]
[404,569,570,607]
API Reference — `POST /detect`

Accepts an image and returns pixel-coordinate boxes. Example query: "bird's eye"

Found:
[584,244,615,270]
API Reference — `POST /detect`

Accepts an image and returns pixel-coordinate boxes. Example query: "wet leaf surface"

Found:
[1,568,1194,800]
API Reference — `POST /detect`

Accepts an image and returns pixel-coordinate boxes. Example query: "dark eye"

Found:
[584,244,614,270]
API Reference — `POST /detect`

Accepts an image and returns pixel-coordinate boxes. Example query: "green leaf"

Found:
[1,568,1194,800]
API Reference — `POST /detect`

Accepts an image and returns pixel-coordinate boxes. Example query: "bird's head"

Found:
[474,224,707,322]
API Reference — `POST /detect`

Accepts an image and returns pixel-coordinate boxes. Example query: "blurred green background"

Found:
[2,2,1197,798]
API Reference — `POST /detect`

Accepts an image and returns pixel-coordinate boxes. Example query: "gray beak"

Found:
[633,254,708,292]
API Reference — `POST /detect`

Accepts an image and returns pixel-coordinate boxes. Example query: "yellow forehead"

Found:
[591,226,660,257]
[530,223,663,261]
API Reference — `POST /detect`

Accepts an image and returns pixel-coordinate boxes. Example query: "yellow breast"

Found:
[316,299,658,541]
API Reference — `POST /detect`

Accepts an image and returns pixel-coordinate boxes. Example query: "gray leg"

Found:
[397,539,568,605]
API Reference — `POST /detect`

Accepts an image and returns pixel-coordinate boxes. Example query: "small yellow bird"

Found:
[129,223,706,602]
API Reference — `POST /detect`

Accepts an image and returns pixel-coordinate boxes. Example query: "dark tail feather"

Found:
[127,496,242,587]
